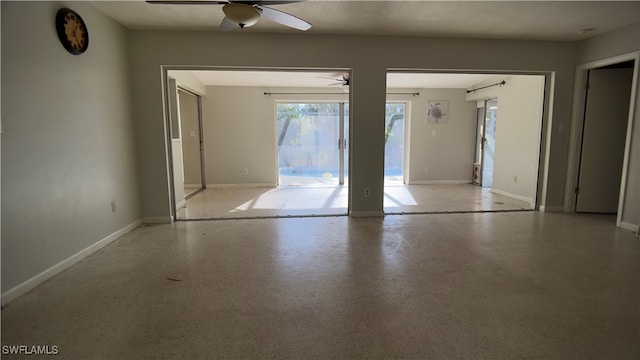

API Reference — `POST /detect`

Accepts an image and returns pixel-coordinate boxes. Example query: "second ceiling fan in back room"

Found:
[146,0,312,31]
[318,73,350,86]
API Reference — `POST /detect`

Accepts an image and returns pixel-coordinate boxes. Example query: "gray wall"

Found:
[467,75,546,204]
[129,31,578,217]
[578,21,640,229]
[387,89,476,183]
[201,86,474,186]
[202,86,281,185]
[1,2,140,293]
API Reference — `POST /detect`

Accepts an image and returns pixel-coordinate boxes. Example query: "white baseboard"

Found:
[539,205,564,213]
[1,219,143,305]
[206,183,275,189]
[491,188,533,206]
[176,199,186,209]
[142,216,173,224]
[349,210,385,218]
[620,222,639,233]
[407,180,472,185]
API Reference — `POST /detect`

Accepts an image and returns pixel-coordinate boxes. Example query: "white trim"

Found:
[176,199,186,209]
[539,205,564,213]
[407,180,472,185]
[491,188,534,207]
[206,183,275,189]
[565,51,640,229]
[349,210,385,218]
[620,222,639,233]
[539,73,555,213]
[1,219,143,305]
[142,216,173,224]
[616,54,639,228]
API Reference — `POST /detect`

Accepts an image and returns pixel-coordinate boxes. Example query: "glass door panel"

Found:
[482,99,498,188]
[384,103,406,184]
[276,103,348,186]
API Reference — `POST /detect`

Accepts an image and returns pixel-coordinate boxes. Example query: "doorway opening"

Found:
[570,58,636,220]
[478,99,498,188]
[383,71,547,214]
[166,77,206,218]
[163,68,352,220]
[178,88,206,200]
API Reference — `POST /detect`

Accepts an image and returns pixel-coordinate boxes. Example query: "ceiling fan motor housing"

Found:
[223,3,261,28]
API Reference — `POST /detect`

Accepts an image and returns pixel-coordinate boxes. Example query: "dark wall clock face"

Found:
[56,8,89,55]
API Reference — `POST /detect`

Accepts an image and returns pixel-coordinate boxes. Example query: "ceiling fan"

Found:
[146,0,312,31]
[319,73,350,86]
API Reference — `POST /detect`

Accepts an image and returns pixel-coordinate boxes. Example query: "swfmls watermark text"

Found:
[2,345,59,356]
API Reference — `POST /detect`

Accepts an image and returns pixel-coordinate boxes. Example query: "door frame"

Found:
[565,51,639,229]
[480,98,498,188]
[383,101,409,184]
[274,101,349,186]
[177,86,207,199]
[473,102,485,185]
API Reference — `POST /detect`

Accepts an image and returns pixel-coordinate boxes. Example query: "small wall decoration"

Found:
[427,101,449,124]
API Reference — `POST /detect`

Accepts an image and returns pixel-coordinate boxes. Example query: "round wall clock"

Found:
[56,8,89,55]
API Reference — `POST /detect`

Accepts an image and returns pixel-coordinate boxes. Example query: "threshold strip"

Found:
[176,213,349,221]
[176,208,533,221]
[184,188,204,201]
[384,208,534,216]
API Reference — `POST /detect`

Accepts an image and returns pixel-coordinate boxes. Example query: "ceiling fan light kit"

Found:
[222,4,261,28]
[146,0,312,31]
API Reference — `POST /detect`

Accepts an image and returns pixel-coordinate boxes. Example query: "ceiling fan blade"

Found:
[233,0,307,4]
[219,16,237,31]
[146,0,305,4]
[257,5,311,31]
[146,1,229,4]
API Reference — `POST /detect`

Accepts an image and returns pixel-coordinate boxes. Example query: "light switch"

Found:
[432,130,436,136]
[190,130,196,137]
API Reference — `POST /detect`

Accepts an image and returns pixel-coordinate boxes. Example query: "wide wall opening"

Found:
[166,69,352,219]
[383,71,547,214]
[162,68,549,219]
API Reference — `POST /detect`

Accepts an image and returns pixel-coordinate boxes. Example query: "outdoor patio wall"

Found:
[578,22,640,229]
[1,2,140,298]
[466,75,546,206]
[128,30,579,217]
[387,89,476,183]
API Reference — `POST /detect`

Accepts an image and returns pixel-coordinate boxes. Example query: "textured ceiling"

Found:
[91,1,640,41]
[169,70,510,89]
[101,1,637,89]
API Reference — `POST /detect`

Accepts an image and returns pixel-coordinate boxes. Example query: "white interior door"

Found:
[576,67,633,213]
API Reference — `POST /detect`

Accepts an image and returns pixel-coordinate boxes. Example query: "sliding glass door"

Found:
[276,103,349,186]
[384,103,406,184]
[481,99,498,188]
